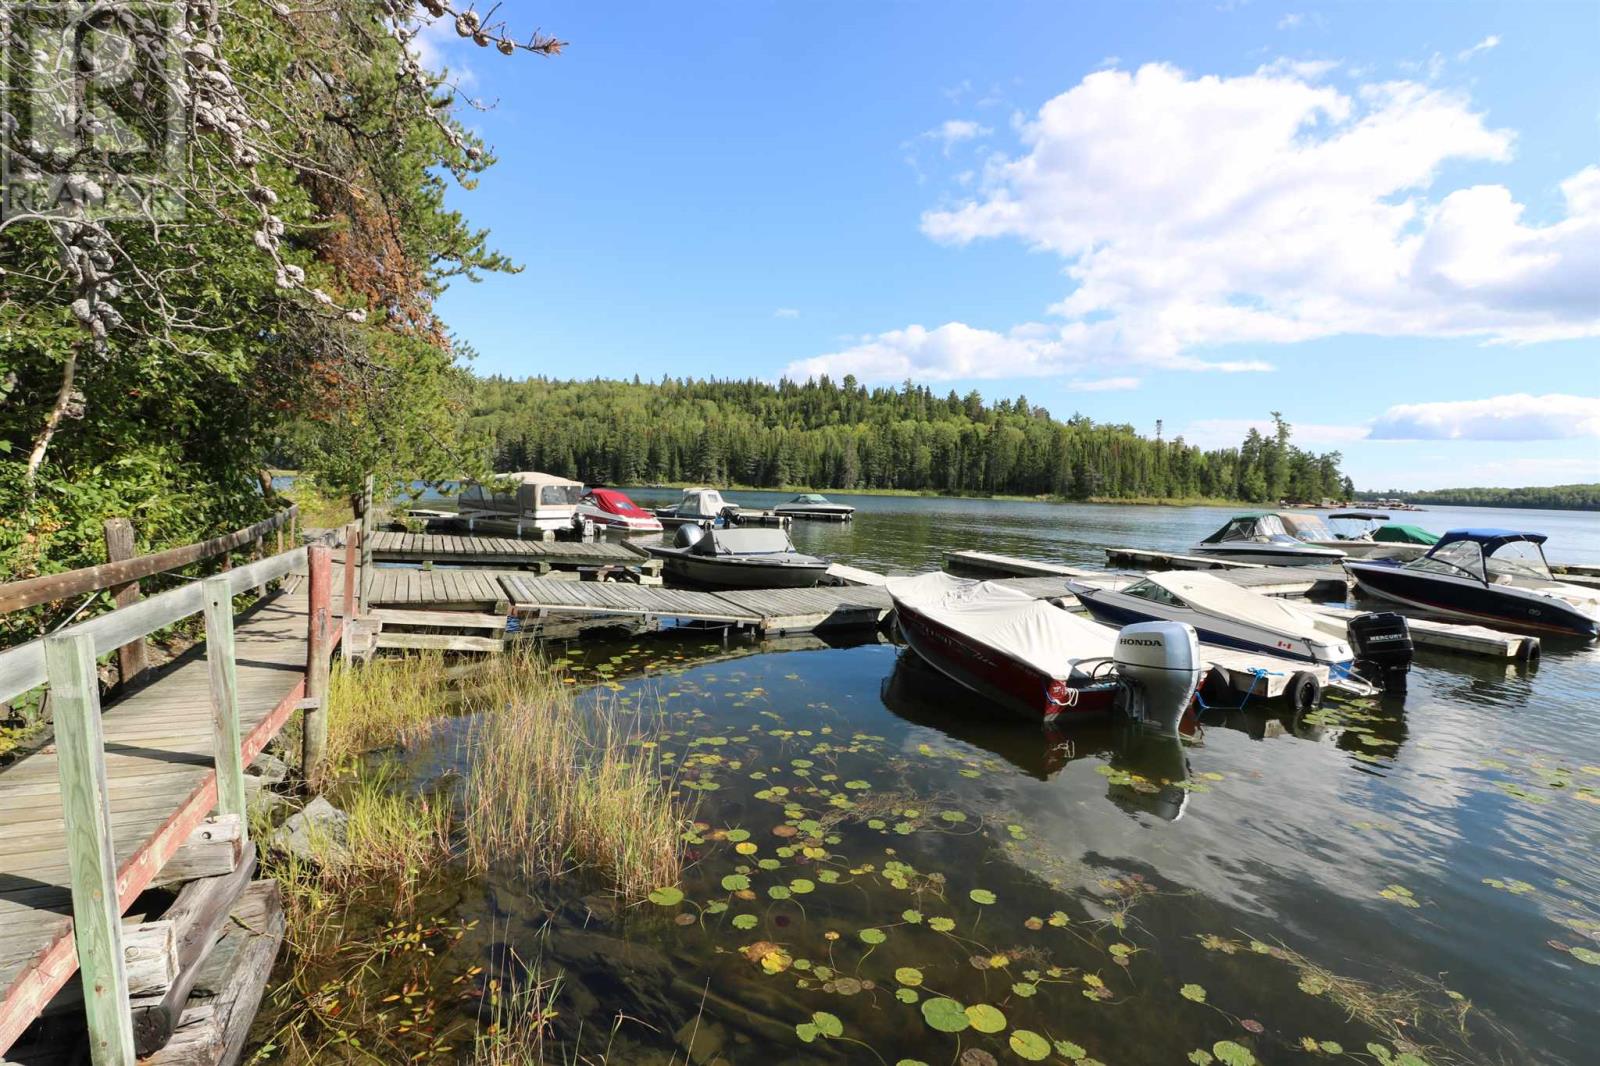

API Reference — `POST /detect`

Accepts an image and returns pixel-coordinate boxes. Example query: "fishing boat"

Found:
[643,524,828,589]
[576,488,663,534]
[1071,571,1414,691]
[456,472,584,533]
[1191,513,1347,566]
[886,572,1204,732]
[773,493,856,521]
[1344,529,1600,638]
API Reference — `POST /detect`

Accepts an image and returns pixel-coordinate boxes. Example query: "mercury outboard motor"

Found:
[1113,621,1202,736]
[1348,611,1414,694]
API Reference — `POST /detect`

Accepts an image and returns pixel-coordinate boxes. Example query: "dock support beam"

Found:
[357,474,374,615]
[44,633,136,1066]
[202,577,248,835]
[302,544,333,779]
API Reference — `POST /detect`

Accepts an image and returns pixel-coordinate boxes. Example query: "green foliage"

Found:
[1364,483,1600,511]
[469,377,1350,503]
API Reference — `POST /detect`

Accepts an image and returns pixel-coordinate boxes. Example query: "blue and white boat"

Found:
[1344,529,1600,638]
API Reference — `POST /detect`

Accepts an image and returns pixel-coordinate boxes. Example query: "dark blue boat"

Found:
[1343,529,1600,638]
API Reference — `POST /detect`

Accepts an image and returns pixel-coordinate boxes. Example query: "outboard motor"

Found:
[674,522,706,550]
[1113,621,1202,736]
[1348,611,1414,694]
[718,505,743,527]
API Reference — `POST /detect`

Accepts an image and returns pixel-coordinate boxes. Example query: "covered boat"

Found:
[457,472,583,532]
[1276,512,1433,560]
[773,493,856,521]
[654,488,739,524]
[644,525,827,589]
[577,488,663,534]
[1345,529,1600,638]
[887,571,1124,722]
[1192,513,1346,566]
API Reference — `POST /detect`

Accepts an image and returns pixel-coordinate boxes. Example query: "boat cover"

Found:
[1372,523,1437,545]
[1141,571,1332,641]
[887,571,1116,678]
[699,528,797,556]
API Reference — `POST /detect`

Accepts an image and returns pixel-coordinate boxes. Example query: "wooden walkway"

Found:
[0,568,328,1055]
[368,531,651,571]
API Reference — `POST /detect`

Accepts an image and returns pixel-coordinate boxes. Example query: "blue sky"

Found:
[421,1,1599,491]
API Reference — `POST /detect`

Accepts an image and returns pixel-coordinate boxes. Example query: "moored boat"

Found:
[1276,512,1435,560]
[773,493,856,521]
[577,488,663,534]
[886,571,1126,723]
[456,471,584,533]
[654,488,739,525]
[1192,513,1346,566]
[644,524,828,589]
[1344,529,1600,638]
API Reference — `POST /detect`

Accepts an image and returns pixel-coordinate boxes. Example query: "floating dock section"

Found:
[368,531,658,575]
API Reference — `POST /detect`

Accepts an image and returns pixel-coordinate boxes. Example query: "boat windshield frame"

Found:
[1407,540,1487,583]
[1207,514,1290,544]
[1122,578,1190,608]
[1485,540,1555,583]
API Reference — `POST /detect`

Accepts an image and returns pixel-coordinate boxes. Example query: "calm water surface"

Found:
[273,493,1600,1064]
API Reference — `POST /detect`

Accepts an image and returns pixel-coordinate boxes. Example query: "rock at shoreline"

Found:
[270,795,351,866]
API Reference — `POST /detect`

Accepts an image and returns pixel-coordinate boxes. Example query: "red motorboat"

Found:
[576,488,664,534]
[887,572,1122,723]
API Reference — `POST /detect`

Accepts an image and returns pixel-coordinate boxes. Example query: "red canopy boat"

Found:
[577,488,663,533]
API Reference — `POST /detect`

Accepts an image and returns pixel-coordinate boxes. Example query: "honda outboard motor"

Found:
[1348,611,1413,694]
[1113,621,1202,736]
[674,522,706,550]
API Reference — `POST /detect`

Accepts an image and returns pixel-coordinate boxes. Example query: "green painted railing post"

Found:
[202,576,248,837]
[44,633,136,1066]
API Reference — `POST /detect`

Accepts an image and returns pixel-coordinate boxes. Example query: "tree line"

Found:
[470,376,1356,504]
[1364,484,1600,511]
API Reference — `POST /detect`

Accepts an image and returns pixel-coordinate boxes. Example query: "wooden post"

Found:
[45,633,136,1066]
[302,544,333,777]
[342,523,358,619]
[201,577,248,838]
[102,519,148,689]
[357,474,374,614]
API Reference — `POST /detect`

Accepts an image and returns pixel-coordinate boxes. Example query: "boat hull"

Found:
[1190,544,1345,567]
[645,549,827,590]
[1074,587,1351,666]
[893,600,1118,723]
[1345,561,1600,638]
[774,505,855,521]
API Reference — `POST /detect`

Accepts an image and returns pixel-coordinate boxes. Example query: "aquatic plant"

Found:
[323,652,457,770]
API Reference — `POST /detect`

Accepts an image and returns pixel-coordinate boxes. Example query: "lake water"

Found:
[264,493,1600,1065]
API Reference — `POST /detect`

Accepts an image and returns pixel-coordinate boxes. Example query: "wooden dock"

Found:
[365,568,894,637]
[368,531,657,574]
[943,550,1101,580]
[0,545,337,1061]
[1104,546,1262,571]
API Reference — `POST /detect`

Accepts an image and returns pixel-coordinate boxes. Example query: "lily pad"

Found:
[1212,1041,1257,1066]
[895,966,925,986]
[1009,1030,1051,1061]
[921,997,970,1033]
[812,1011,843,1038]
[790,878,815,894]
[965,1003,1007,1033]
[647,886,684,906]
[1181,983,1207,1003]
[929,916,957,932]
[860,927,887,945]
[721,874,751,892]
[731,913,757,930]
[969,888,997,905]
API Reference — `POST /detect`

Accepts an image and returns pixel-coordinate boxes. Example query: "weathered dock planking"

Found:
[943,550,1101,580]
[367,531,656,573]
[1104,546,1263,571]
[0,549,338,1060]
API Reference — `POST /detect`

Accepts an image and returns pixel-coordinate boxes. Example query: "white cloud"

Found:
[1255,57,1340,80]
[1458,35,1501,61]
[1278,13,1304,29]
[794,63,1600,386]
[410,14,477,86]
[923,119,992,155]
[773,307,800,319]
[1069,376,1141,392]
[1367,393,1600,441]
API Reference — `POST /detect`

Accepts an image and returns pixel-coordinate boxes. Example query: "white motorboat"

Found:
[456,471,584,533]
[773,494,856,521]
[654,488,739,525]
[1191,513,1347,566]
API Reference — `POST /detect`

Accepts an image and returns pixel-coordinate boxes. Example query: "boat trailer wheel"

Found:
[1289,670,1323,711]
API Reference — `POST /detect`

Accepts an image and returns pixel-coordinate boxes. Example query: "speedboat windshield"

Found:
[1278,513,1335,541]
[1487,540,1554,582]
[1408,540,1485,582]
[1122,578,1190,607]
[590,490,648,515]
[1208,514,1290,543]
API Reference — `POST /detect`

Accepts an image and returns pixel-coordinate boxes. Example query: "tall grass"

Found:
[461,649,686,900]
[323,652,454,768]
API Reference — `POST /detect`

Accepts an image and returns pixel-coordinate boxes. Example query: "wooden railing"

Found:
[0,542,342,1061]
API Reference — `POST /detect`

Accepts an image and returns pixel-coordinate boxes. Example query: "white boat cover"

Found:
[1143,571,1335,640]
[703,528,796,555]
[887,571,1117,678]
